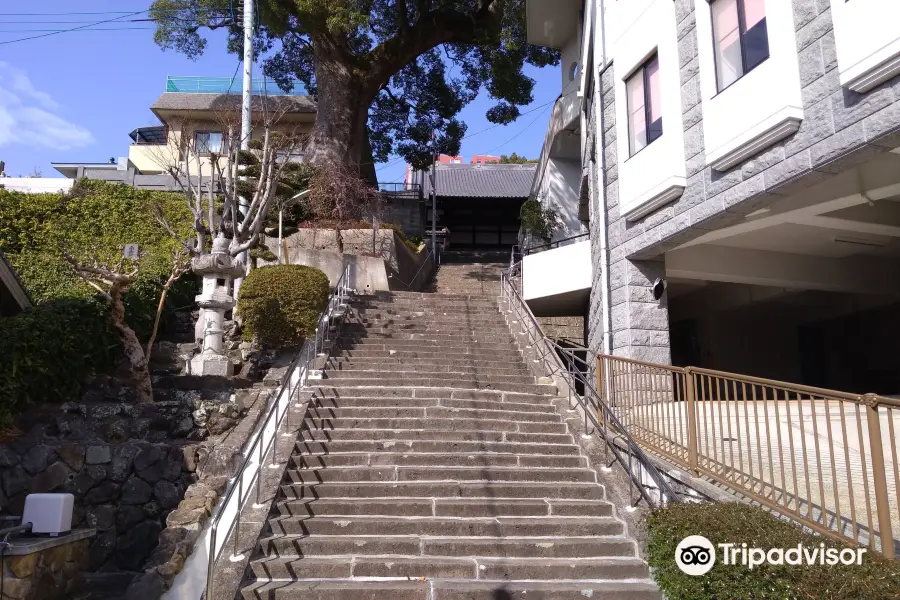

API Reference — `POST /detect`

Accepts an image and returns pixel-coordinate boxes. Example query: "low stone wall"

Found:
[539,316,585,344]
[0,421,196,573]
[0,530,94,600]
[261,229,433,293]
[125,385,273,599]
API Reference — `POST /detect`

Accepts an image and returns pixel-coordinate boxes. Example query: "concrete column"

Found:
[609,258,670,364]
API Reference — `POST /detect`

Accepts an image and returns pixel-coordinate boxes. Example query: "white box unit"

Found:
[22,493,74,535]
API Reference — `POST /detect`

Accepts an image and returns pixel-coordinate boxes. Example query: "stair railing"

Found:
[204,264,352,599]
[499,264,679,508]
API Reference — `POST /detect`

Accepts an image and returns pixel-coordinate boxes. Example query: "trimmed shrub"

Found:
[0,181,197,420]
[238,265,330,348]
[0,298,118,426]
[0,181,197,340]
[647,502,900,600]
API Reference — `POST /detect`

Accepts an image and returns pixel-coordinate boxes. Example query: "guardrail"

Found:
[204,264,352,598]
[523,232,589,256]
[597,353,900,558]
[500,264,678,508]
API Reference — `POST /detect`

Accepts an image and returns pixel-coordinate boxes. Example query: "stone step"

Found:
[249,555,649,582]
[282,466,597,484]
[290,452,587,470]
[259,534,635,559]
[343,319,510,329]
[310,395,557,413]
[294,439,583,456]
[313,380,555,395]
[242,580,661,600]
[323,370,536,386]
[296,428,573,444]
[326,361,529,375]
[265,515,623,537]
[309,388,553,405]
[326,357,530,372]
[338,333,517,345]
[279,481,605,501]
[331,348,523,361]
[304,405,559,423]
[338,337,516,348]
[350,302,499,312]
[271,498,614,519]
[302,417,568,435]
[347,317,506,328]
[430,581,661,600]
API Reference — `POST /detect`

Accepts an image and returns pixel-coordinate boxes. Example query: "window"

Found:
[625,53,663,156]
[711,0,769,91]
[195,131,224,154]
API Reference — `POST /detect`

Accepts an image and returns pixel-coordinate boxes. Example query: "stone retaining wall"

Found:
[0,531,94,600]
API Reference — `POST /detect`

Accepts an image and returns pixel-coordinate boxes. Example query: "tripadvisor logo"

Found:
[675,536,867,575]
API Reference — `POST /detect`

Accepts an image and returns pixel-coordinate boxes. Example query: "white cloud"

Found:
[0,62,94,151]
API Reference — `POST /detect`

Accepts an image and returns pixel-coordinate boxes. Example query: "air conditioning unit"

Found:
[22,493,74,536]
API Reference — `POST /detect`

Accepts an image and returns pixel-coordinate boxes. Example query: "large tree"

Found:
[150,0,559,181]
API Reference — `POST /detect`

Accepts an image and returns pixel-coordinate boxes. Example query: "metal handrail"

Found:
[204,264,352,599]
[389,249,435,290]
[523,232,589,256]
[596,352,900,557]
[499,264,678,508]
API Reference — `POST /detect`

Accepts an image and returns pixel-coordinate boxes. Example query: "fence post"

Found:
[863,393,895,559]
[596,356,605,427]
[684,367,700,477]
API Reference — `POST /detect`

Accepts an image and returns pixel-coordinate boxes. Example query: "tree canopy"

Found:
[150,0,559,177]
[499,152,537,164]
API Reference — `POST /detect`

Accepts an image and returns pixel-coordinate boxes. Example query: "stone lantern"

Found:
[190,235,245,376]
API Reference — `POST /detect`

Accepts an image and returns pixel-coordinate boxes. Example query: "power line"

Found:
[483,104,553,155]
[0,8,232,45]
[0,27,158,32]
[374,96,558,173]
[0,10,144,45]
[0,9,227,16]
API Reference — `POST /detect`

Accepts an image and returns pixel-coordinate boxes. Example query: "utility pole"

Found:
[430,131,438,261]
[234,0,254,300]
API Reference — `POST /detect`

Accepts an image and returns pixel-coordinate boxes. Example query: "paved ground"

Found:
[615,398,900,553]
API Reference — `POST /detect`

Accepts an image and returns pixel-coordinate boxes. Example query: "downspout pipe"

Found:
[593,0,613,355]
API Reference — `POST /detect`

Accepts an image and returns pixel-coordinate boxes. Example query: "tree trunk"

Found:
[109,285,154,403]
[306,43,377,183]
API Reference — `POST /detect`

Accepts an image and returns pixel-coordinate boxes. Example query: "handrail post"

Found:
[596,355,605,429]
[684,367,700,477]
[863,393,895,559]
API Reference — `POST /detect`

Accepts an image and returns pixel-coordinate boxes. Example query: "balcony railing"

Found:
[523,232,589,255]
[165,76,307,96]
[597,353,900,558]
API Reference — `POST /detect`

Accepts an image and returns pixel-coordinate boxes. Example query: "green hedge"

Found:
[647,502,900,600]
[238,265,330,348]
[0,298,118,425]
[0,180,196,419]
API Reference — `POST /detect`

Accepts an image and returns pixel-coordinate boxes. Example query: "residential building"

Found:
[526,0,900,395]
[49,76,315,190]
[470,154,501,164]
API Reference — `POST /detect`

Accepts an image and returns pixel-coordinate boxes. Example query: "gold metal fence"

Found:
[597,353,900,559]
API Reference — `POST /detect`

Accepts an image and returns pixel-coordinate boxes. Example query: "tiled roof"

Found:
[415,163,537,199]
[150,93,316,114]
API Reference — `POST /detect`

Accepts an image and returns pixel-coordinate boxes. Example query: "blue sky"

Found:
[0,1,558,182]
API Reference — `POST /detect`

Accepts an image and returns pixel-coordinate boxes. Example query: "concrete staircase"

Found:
[239,260,661,599]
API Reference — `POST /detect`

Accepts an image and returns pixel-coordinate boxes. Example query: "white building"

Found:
[526,0,900,394]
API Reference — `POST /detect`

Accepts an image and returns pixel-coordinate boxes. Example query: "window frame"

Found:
[709,0,770,93]
[625,52,663,158]
[195,130,225,155]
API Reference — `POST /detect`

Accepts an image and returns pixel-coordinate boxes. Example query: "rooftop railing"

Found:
[165,76,307,96]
